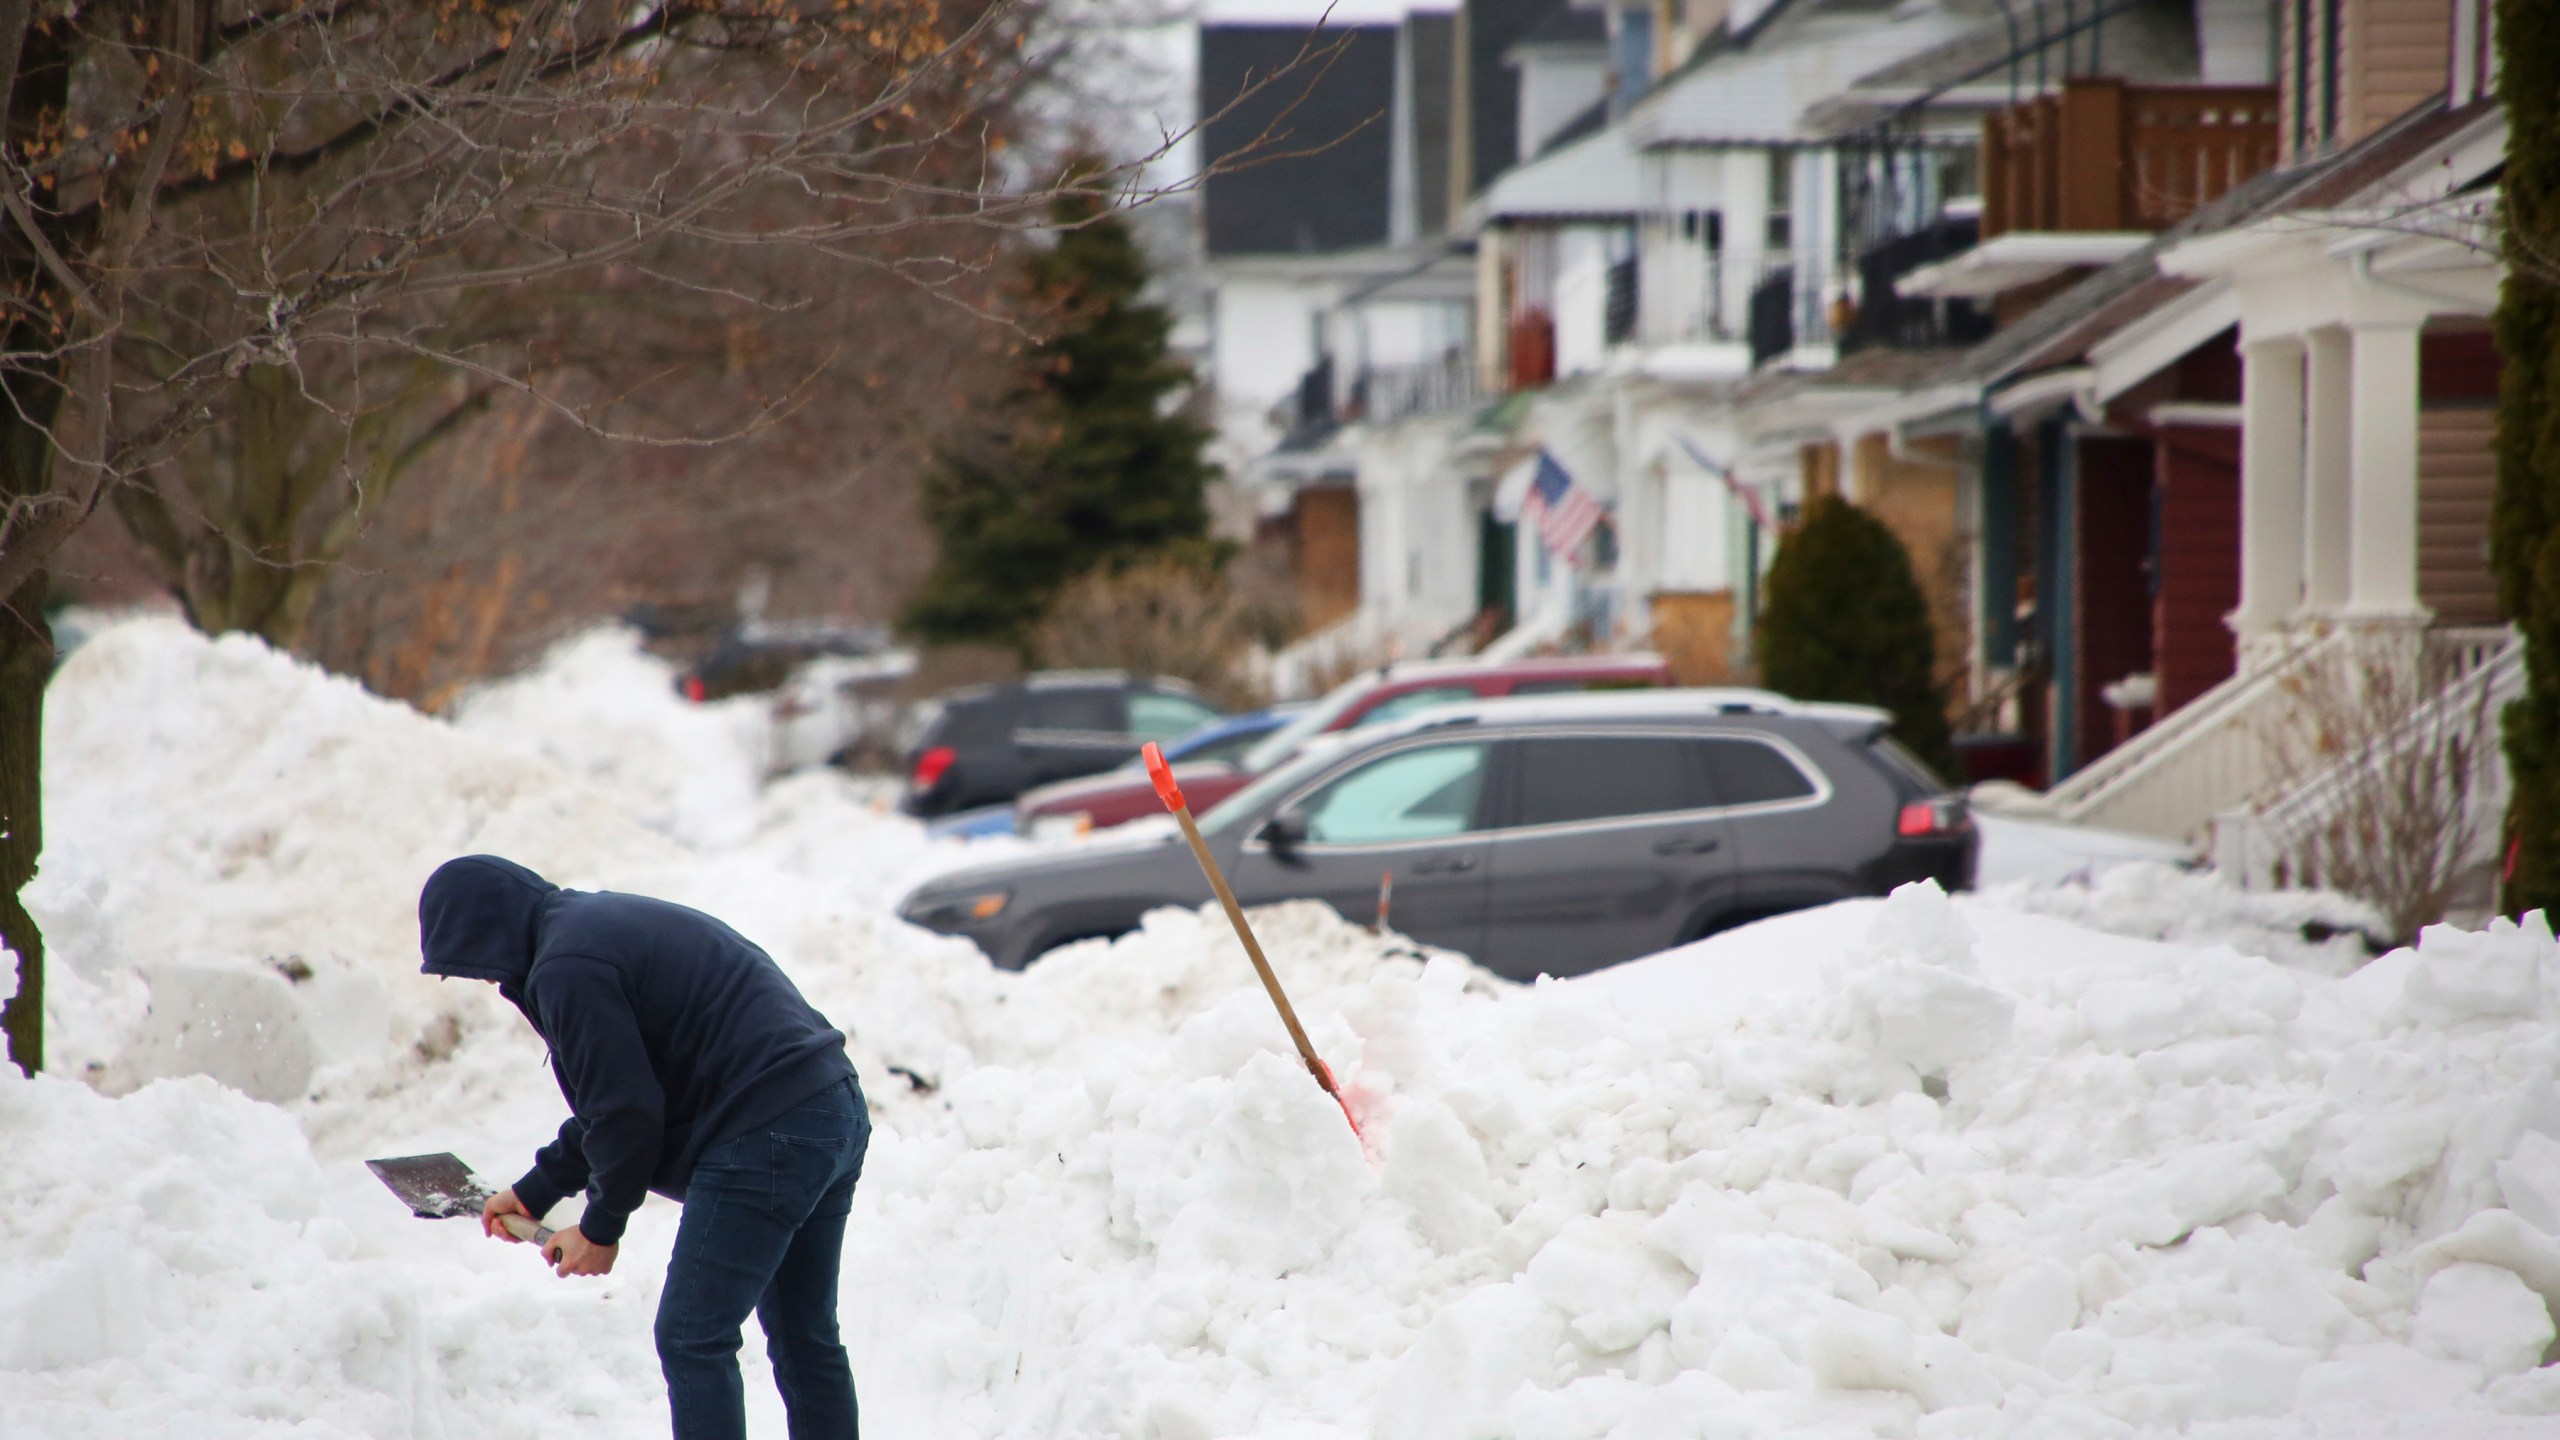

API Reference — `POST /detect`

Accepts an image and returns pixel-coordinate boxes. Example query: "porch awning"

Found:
[1895,232,2153,299]
[1625,9,1972,148]
[1480,124,1646,224]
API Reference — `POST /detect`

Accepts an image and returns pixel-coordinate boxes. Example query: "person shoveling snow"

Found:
[416,855,868,1440]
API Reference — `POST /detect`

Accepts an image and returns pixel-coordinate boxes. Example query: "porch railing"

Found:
[1981,79,2280,240]
[2210,628,2522,887]
[1746,259,1836,368]
[1353,353,1483,424]
[2044,625,2517,846]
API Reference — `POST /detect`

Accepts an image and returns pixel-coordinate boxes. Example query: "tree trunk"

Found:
[1,391,60,1077]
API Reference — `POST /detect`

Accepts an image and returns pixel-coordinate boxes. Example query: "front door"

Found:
[1226,738,1495,961]
[1478,733,1739,981]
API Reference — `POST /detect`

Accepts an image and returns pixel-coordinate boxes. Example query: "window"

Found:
[1294,744,1491,845]
[1865,736,1948,795]
[1022,688,1122,734]
[1766,154,1793,250]
[1130,693,1220,743]
[1513,736,1713,827]
[1350,684,1480,729]
[920,693,1014,745]
[1696,737,1817,805]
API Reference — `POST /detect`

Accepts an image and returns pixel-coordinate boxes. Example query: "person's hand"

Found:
[482,1187,536,1242]
[544,1225,618,1278]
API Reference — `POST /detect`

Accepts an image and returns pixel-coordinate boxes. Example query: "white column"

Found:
[2231,336,2306,644]
[2300,326,2353,615]
[2343,320,2427,621]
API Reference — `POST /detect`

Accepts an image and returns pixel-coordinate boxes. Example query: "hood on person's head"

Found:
[419,855,559,992]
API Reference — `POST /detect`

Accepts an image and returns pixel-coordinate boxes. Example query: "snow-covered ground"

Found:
[7,619,2560,1439]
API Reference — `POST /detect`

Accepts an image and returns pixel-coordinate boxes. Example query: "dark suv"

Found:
[900,672,1225,817]
[897,690,1974,978]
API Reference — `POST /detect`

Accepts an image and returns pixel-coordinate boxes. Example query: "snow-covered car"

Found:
[898,688,1975,977]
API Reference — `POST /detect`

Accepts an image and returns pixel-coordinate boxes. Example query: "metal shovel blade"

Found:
[366,1152,495,1220]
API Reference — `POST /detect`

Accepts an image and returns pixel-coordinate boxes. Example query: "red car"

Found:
[1012,653,1676,836]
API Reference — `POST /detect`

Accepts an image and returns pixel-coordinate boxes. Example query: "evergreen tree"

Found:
[904,181,1217,652]
[1755,494,1959,778]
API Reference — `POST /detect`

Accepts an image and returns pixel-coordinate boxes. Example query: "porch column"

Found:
[2231,336,2306,646]
[2300,326,2353,616]
[2343,320,2427,621]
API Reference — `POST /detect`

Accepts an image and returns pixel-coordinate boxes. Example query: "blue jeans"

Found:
[656,1077,870,1440]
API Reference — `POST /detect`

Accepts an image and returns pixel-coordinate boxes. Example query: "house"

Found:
[1794,0,2511,897]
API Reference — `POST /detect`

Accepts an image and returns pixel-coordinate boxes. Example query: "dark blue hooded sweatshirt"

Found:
[417,856,855,1245]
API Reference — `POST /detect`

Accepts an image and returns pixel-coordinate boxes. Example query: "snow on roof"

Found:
[1480,119,1648,222]
[1625,7,1975,148]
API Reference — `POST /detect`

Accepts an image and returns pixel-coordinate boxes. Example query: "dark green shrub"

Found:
[1756,494,1959,778]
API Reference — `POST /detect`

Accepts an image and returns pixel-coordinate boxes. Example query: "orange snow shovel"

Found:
[1144,742,1361,1139]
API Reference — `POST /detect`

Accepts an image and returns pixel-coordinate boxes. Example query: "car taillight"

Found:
[1898,797,1970,838]
[912,745,956,791]
[681,675,707,703]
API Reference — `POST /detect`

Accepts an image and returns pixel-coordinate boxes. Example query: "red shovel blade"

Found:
[1143,742,1186,812]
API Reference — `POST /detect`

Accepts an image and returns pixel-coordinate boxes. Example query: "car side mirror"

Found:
[1259,809,1309,852]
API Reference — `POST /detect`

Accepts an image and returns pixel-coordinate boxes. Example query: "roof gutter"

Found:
[1986,366,2100,425]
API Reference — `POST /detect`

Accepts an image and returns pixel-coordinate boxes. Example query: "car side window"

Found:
[1696,737,1819,805]
[1512,736,1714,827]
[1130,692,1221,743]
[1350,684,1480,729]
[1021,688,1125,734]
[1293,743,1492,845]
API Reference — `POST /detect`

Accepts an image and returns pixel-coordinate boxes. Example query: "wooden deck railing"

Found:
[1981,79,2280,240]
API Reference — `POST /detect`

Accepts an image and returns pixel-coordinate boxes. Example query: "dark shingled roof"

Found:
[1405,12,1457,239]
[1513,6,1607,50]
[1461,0,1570,196]
[1200,24,1399,256]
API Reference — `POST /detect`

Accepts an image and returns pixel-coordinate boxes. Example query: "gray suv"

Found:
[896,690,1975,981]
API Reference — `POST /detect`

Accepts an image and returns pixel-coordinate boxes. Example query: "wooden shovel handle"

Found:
[497,1212,558,1250]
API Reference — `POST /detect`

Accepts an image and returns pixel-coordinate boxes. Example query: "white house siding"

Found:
[1553,228,1615,376]
[1351,414,1487,652]
[1634,150,1730,345]
[1212,276,1330,416]
[1517,52,1609,160]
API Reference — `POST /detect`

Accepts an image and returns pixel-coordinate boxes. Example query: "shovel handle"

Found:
[497,1213,558,1250]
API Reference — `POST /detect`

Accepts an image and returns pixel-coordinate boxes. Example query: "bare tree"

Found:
[0,0,1374,1072]
[2251,637,2508,943]
[1034,557,1271,711]
[0,0,1057,1075]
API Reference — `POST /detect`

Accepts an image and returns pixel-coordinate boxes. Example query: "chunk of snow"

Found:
[2414,1263,2556,1375]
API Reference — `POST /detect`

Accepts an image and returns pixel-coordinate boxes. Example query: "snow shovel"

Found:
[1142,743,1361,1139]
[367,1152,558,1253]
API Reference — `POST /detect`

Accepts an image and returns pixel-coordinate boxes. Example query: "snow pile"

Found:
[29,620,686,1098]
[447,626,774,848]
[1985,860,2392,976]
[14,617,2560,1438]
[853,889,2560,1438]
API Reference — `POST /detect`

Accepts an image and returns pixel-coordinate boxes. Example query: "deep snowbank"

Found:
[9,618,2560,1439]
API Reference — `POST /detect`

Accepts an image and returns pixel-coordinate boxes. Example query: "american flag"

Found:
[1522,450,1606,565]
